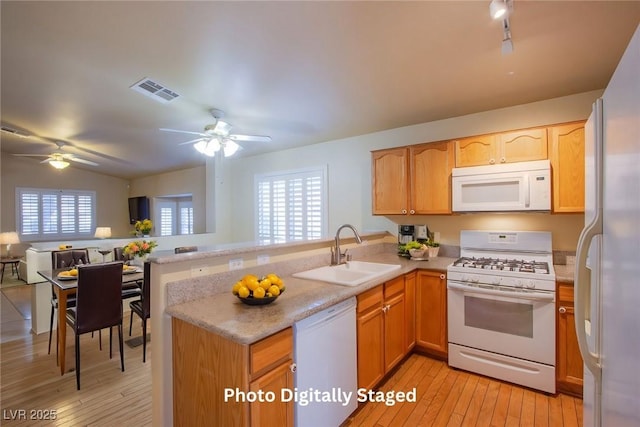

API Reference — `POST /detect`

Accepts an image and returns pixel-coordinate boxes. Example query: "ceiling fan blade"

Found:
[12,153,50,157]
[178,137,207,146]
[69,157,99,166]
[160,128,208,137]
[228,134,272,143]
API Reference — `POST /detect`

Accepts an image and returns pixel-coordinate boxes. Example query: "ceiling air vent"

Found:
[130,77,180,104]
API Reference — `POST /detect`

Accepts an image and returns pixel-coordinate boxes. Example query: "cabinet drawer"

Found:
[357,285,383,314]
[384,276,405,299]
[250,328,293,377]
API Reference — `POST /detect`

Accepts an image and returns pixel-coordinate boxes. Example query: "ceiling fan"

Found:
[12,140,99,170]
[160,109,272,157]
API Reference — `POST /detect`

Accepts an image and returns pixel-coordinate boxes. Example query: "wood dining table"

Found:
[38,267,144,375]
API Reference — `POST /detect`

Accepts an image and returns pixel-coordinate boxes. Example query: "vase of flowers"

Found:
[134,219,153,237]
[123,240,157,266]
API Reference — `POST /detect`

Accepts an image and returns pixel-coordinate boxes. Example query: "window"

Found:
[16,188,96,242]
[255,166,327,244]
[155,196,193,236]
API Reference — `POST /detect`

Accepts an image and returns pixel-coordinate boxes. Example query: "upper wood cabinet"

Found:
[454,127,548,167]
[371,148,409,215]
[549,121,586,213]
[410,141,454,214]
[372,141,454,215]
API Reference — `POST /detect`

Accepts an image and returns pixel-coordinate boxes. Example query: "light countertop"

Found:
[166,253,454,345]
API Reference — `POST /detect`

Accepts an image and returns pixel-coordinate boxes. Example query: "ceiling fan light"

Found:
[489,0,508,19]
[213,120,232,136]
[49,159,70,169]
[223,140,240,157]
[194,139,220,157]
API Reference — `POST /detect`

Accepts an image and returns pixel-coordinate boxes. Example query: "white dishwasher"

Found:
[294,296,357,427]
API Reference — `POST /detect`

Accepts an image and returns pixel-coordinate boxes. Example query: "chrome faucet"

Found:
[331,224,363,265]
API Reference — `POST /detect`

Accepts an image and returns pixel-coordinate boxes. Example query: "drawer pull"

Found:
[559,306,567,314]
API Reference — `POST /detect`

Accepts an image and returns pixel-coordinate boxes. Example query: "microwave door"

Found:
[453,174,527,211]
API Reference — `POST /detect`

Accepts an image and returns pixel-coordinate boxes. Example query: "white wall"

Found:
[224,90,602,250]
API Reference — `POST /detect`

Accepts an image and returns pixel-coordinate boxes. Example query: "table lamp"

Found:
[94,227,112,262]
[0,232,20,258]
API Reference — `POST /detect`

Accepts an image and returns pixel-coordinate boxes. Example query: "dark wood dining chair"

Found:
[129,261,151,362]
[65,261,125,390]
[114,247,143,299]
[48,249,90,357]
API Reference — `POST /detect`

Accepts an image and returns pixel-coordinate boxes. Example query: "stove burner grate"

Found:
[452,257,549,274]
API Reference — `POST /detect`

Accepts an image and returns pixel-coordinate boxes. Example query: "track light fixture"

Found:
[489,0,511,20]
[501,18,514,55]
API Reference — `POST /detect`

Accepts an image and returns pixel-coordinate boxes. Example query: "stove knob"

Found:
[471,276,479,284]
[461,275,468,282]
[515,280,524,288]
[526,280,536,289]
[491,277,501,285]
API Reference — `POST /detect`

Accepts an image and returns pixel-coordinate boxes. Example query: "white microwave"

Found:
[452,160,551,212]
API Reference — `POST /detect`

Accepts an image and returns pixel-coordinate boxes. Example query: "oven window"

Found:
[464,296,533,338]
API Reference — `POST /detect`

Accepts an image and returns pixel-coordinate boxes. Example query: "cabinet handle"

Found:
[440,274,446,280]
[558,306,567,314]
[290,363,297,373]
[500,157,506,163]
[489,158,496,164]
[409,209,415,215]
[401,209,407,214]
[382,304,390,313]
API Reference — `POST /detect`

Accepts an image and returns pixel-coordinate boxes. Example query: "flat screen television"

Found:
[128,196,150,224]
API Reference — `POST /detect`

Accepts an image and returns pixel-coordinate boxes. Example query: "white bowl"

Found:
[409,248,426,258]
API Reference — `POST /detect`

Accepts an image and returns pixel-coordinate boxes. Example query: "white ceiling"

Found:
[1,1,639,179]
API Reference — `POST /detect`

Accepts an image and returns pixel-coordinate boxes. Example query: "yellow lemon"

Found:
[69,269,78,277]
[242,274,258,285]
[253,287,266,299]
[259,278,272,290]
[232,281,243,295]
[245,277,260,291]
[238,286,250,298]
[275,278,284,289]
[266,273,280,283]
[268,285,280,296]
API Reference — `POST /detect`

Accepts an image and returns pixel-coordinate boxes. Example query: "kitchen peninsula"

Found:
[150,232,450,426]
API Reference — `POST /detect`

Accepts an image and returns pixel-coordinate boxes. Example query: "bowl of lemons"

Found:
[232,273,285,306]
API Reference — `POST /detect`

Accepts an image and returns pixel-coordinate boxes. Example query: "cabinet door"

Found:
[498,127,548,164]
[410,141,454,214]
[415,270,447,358]
[549,122,586,213]
[454,135,497,167]
[384,292,406,373]
[404,272,416,352]
[357,305,385,390]
[250,360,294,427]
[557,283,584,397]
[372,148,409,214]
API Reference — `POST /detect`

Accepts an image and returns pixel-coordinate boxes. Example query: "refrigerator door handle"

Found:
[575,98,603,382]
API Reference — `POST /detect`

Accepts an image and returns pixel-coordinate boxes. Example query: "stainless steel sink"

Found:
[292,261,401,286]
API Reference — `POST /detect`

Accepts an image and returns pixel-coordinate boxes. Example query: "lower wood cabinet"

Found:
[356,275,407,390]
[404,271,416,353]
[557,281,584,397]
[172,318,294,427]
[415,270,448,359]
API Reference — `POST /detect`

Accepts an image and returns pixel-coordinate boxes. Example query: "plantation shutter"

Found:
[256,167,327,244]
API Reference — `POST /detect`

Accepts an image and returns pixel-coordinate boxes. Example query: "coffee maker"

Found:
[398,225,415,244]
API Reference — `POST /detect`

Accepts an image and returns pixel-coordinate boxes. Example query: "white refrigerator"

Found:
[575,24,640,427]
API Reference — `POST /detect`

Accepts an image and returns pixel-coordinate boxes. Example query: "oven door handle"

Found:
[447,282,555,301]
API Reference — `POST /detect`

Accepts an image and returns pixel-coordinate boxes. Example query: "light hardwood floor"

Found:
[344,353,583,427]
[1,284,582,426]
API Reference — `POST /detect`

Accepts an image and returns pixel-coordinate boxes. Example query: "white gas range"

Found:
[447,230,557,393]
